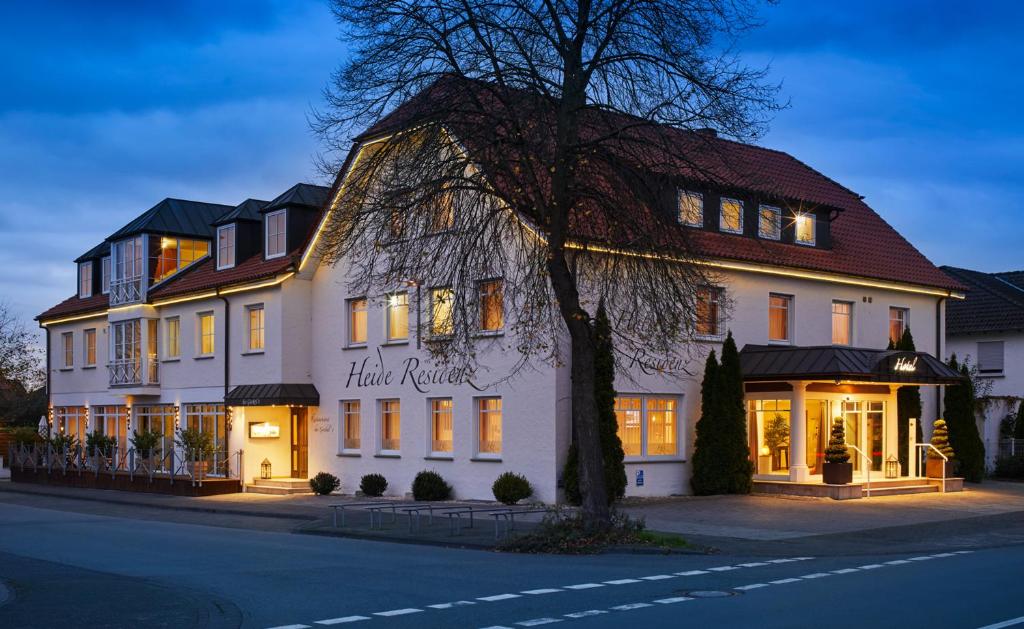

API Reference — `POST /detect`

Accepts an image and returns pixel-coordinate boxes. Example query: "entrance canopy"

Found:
[225,383,320,406]
[739,345,963,386]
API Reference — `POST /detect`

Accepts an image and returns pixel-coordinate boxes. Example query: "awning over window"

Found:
[225,383,320,406]
[739,345,964,386]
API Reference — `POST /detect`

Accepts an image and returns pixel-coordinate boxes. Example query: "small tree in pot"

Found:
[130,429,162,465]
[927,418,956,479]
[823,417,852,485]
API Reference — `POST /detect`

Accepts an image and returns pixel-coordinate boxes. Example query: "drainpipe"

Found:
[41,323,51,425]
[218,293,230,404]
[936,296,946,418]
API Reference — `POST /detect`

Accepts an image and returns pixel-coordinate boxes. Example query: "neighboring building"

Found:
[942,266,1024,467]
[38,80,965,501]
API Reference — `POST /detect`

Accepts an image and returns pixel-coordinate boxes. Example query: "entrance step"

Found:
[864,484,938,497]
[247,477,313,495]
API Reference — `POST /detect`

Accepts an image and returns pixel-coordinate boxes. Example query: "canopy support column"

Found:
[788,381,809,482]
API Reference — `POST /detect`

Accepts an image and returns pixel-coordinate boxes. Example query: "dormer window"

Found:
[795,212,816,246]
[217,225,236,270]
[78,261,93,298]
[101,257,110,294]
[266,210,286,259]
[758,205,781,240]
[153,237,209,282]
[720,198,743,234]
[678,191,703,227]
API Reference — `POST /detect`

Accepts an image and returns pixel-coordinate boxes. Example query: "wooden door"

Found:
[290,408,308,479]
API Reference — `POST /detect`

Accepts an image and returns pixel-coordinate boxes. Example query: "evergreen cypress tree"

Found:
[943,356,986,482]
[690,350,721,495]
[895,327,922,475]
[1014,400,1024,440]
[719,332,753,493]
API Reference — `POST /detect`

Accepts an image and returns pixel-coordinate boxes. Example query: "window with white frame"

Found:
[54,406,88,443]
[152,238,209,282]
[696,286,723,337]
[430,287,454,337]
[678,190,703,227]
[61,332,73,368]
[101,257,110,294]
[977,341,1005,376]
[166,317,180,359]
[720,198,744,234]
[430,398,454,454]
[341,400,361,451]
[84,328,96,366]
[347,297,367,345]
[380,399,401,452]
[197,312,215,356]
[247,304,264,352]
[477,397,502,455]
[386,292,409,342]
[615,395,679,458]
[769,294,792,343]
[94,405,128,452]
[265,210,287,258]
[889,307,908,345]
[478,279,504,332]
[78,261,92,298]
[759,205,781,240]
[217,225,236,269]
[831,300,852,345]
[795,212,816,245]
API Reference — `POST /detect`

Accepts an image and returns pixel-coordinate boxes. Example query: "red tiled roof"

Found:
[147,250,297,300]
[37,293,109,322]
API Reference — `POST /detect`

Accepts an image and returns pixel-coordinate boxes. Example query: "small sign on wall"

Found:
[635,469,644,487]
[248,422,280,439]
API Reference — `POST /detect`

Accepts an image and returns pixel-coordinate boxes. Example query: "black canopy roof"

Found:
[739,345,964,386]
[224,383,320,406]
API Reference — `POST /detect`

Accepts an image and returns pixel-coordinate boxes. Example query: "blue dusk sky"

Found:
[1,0,1022,326]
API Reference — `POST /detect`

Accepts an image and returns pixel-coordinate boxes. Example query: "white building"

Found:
[37,83,966,501]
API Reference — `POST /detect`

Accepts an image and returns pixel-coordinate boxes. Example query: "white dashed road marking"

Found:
[654,596,693,605]
[516,618,562,626]
[858,564,884,570]
[769,578,802,584]
[708,565,739,572]
[611,603,654,611]
[479,594,522,602]
[977,616,1024,629]
[564,610,607,619]
[372,609,421,617]
[314,617,371,625]
[427,601,475,609]
[675,570,708,576]
[603,578,642,585]
[267,625,310,629]
[563,583,604,590]
[640,575,674,581]
[738,562,768,567]
[831,568,859,575]
[522,589,563,595]
[735,583,769,590]
[800,573,831,579]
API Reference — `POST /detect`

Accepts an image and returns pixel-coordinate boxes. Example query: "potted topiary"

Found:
[131,429,162,466]
[927,418,956,478]
[85,431,117,467]
[175,427,214,476]
[823,417,852,485]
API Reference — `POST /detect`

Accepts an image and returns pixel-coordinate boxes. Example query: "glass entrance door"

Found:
[842,401,862,472]
[840,400,885,473]
[866,401,884,472]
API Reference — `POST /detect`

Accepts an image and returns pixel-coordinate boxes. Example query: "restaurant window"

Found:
[217,225,236,270]
[54,406,88,444]
[889,307,908,345]
[79,261,93,298]
[61,332,73,368]
[430,287,454,337]
[748,399,791,475]
[348,297,368,345]
[615,395,678,458]
[795,212,816,246]
[769,294,792,344]
[341,400,361,451]
[134,405,176,469]
[831,301,852,345]
[977,341,1005,376]
[166,317,180,359]
[646,398,677,456]
[84,328,96,366]
[477,397,502,455]
[247,304,264,352]
[696,287,723,337]
[678,190,703,227]
[266,210,287,258]
[479,279,504,332]
[759,205,781,240]
[197,312,215,356]
[615,397,642,456]
[430,398,454,454]
[380,399,401,452]
[94,405,129,452]
[184,404,228,473]
[101,257,111,294]
[719,198,743,234]
[386,292,409,342]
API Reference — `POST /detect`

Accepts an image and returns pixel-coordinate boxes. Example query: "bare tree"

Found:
[0,302,45,425]
[313,0,780,527]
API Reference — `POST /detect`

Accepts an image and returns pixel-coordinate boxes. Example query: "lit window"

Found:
[769,294,792,343]
[478,397,502,455]
[430,287,454,337]
[759,205,781,240]
[431,188,455,232]
[615,397,642,456]
[748,399,792,474]
[646,398,677,456]
[79,261,93,298]
[479,279,504,332]
[341,400,360,450]
[795,212,816,245]
[153,238,209,281]
[978,341,1005,376]
[380,399,401,451]
[247,305,264,352]
[678,191,703,227]
[166,317,180,359]
[889,307,907,345]
[62,332,74,368]
[696,287,723,337]
[84,328,96,366]
[198,312,215,356]
[266,210,287,258]
[386,292,409,342]
[720,198,743,234]
[831,301,852,345]
[217,225,236,269]
[348,298,368,345]
[431,398,454,454]
[101,257,110,294]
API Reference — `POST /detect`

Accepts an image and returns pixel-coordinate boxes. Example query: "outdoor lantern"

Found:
[261,458,272,480]
[885,455,900,479]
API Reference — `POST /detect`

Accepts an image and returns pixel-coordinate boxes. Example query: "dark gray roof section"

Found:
[941,266,1024,335]
[74,241,110,263]
[262,183,330,212]
[224,383,320,406]
[107,198,234,241]
[740,344,963,385]
[212,198,269,226]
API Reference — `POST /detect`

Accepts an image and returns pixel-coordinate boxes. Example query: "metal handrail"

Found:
[917,443,948,493]
[845,443,871,498]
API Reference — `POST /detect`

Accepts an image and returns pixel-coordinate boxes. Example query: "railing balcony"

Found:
[109,276,143,305]
[108,357,159,387]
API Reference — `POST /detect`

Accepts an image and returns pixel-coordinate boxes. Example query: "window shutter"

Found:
[977,341,1004,373]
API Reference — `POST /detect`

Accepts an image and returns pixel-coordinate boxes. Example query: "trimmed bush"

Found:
[824,418,850,464]
[309,472,341,496]
[412,470,452,501]
[929,419,955,460]
[360,473,388,497]
[492,472,533,505]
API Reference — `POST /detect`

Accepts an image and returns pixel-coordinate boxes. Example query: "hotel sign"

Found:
[893,356,918,373]
[248,422,280,439]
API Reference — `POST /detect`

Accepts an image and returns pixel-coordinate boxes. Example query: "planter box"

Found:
[823,462,853,485]
[926,458,954,479]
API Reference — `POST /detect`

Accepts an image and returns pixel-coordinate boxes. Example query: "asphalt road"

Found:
[0,499,1023,629]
